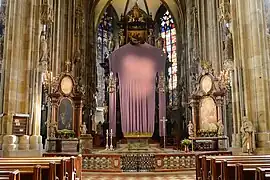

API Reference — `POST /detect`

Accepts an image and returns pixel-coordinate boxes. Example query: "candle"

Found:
[106,129,108,134]
[111,129,112,134]
[247,142,250,150]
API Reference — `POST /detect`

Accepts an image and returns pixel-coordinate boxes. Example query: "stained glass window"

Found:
[96,6,115,107]
[160,10,177,107]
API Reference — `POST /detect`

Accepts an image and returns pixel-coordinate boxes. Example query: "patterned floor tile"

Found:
[83,172,195,180]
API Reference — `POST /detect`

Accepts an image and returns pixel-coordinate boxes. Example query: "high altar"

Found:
[107,3,166,147]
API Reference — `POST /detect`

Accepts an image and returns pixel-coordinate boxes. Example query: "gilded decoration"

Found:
[118,2,154,46]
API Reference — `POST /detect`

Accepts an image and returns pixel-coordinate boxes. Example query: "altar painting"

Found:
[199,96,217,131]
[58,98,73,130]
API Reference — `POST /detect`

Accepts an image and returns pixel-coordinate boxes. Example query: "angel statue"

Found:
[80,122,87,134]
[187,120,194,137]
[217,119,225,136]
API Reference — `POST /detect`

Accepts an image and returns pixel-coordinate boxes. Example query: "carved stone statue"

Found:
[108,36,115,52]
[217,119,224,136]
[187,120,194,137]
[39,31,48,63]
[241,118,255,153]
[48,122,57,138]
[223,26,233,60]
[156,37,164,49]
[148,29,154,45]
[80,122,87,134]
[119,29,125,46]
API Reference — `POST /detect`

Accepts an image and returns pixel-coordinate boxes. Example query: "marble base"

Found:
[0,149,43,157]
[127,138,149,150]
[46,138,79,152]
[80,134,93,153]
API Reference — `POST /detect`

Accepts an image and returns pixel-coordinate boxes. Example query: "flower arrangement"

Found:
[57,129,75,139]
[181,139,191,146]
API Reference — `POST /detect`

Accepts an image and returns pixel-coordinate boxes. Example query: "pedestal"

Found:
[79,134,93,154]
[46,138,79,152]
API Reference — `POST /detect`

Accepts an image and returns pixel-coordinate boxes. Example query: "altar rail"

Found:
[82,153,196,172]
[43,151,232,172]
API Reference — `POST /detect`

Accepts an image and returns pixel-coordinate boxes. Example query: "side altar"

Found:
[45,71,92,153]
[188,64,229,151]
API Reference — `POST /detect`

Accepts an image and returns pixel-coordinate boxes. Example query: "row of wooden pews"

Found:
[0,155,82,180]
[196,153,270,180]
[0,170,20,180]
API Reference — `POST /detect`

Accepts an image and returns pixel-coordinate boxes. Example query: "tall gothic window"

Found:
[160,10,177,107]
[0,0,6,112]
[96,5,116,107]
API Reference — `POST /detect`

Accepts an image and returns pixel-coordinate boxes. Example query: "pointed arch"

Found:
[96,4,118,107]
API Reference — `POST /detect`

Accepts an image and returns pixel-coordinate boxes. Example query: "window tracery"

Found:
[160,10,177,107]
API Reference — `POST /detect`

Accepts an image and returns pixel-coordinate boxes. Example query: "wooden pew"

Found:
[0,170,20,180]
[0,155,82,179]
[0,157,78,180]
[211,158,270,180]
[195,151,232,180]
[42,154,82,179]
[204,156,270,180]
[256,167,270,180]
[200,155,270,180]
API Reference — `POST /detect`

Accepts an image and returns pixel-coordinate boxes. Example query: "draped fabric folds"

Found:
[109,43,166,136]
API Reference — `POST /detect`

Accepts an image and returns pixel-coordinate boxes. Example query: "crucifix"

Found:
[160,116,167,149]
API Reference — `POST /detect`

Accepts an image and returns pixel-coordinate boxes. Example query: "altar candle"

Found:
[247,142,250,150]
[106,129,108,135]
[111,129,112,134]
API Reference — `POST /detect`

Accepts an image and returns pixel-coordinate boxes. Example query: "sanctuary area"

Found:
[0,0,269,179]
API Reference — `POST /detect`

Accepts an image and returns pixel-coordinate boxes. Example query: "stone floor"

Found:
[83,171,195,180]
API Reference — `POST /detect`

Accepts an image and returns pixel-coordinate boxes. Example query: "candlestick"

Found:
[110,129,114,151]
[105,129,109,150]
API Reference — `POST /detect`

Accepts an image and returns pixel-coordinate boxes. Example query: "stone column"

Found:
[190,99,199,137]
[232,0,270,151]
[216,96,224,122]
[197,0,222,73]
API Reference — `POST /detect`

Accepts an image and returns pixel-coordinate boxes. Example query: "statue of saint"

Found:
[119,29,125,46]
[217,119,224,136]
[108,36,115,52]
[148,29,154,45]
[241,118,255,153]
[156,37,164,49]
[49,122,57,138]
[187,120,194,137]
[39,31,48,63]
[223,26,233,60]
[80,122,87,134]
